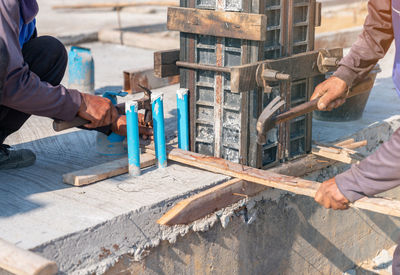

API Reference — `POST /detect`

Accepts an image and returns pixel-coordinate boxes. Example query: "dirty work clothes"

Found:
[0,36,67,144]
[0,0,81,121]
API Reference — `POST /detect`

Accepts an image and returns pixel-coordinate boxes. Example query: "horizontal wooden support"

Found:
[63,153,156,186]
[123,68,179,94]
[154,49,180,78]
[230,48,343,93]
[0,238,58,275]
[165,148,400,219]
[167,7,267,41]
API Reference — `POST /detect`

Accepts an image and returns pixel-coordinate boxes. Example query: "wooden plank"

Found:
[154,49,180,78]
[63,153,156,186]
[167,7,267,41]
[166,148,400,218]
[123,68,179,93]
[0,238,58,275]
[342,140,368,150]
[53,2,178,9]
[230,48,343,93]
[312,145,364,164]
[157,179,269,225]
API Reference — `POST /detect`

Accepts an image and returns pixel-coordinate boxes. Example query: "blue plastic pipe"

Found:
[176,88,189,151]
[126,101,141,176]
[152,93,167,168]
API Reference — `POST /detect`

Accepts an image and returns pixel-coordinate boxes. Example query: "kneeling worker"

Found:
[0,0,126,170]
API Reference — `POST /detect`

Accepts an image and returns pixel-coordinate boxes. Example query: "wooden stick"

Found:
[312,145,363,164]
[341,140,368,150]
[53,2,178,10]
[0,238,58,275]
[63,153,156,186]
[157,179,268,225]
[165,148,400,218]
[334,138,355,147]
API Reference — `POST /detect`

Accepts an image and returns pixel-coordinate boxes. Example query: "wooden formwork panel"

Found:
[179,0,318,168]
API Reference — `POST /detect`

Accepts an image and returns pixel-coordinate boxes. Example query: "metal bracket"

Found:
[317,49,340,74]
[230,48,343,93]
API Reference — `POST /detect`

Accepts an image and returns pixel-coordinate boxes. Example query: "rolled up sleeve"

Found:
[0,0,81,121]
[336,128,400,202]
[334,0,394,87]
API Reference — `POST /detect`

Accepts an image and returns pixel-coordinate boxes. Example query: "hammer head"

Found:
[256,96,286,145]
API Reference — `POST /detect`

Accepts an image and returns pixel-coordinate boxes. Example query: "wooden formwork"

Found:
[173,0,321,168]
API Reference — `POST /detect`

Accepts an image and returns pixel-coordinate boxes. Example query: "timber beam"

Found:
[167,7,268,41]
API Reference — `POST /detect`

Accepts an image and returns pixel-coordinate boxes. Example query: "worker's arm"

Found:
[0,0,117,128]
[315,128,400,209]
[311,0,393,110]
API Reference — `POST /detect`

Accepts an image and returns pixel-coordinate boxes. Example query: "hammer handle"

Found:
[274,77,374,125]
[53,117,90,132]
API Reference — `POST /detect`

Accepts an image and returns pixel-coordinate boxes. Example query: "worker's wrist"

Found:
[333,66,357,88]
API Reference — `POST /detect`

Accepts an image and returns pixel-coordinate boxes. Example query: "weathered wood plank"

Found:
[312,144,364,164]
[0,238,58,275]
[230,48,343,93]
[154,49,180,78]
[167,7,267,41]
[166,148,400,218]
[157,179,269,225]
[123,68,179,93]
[63,153,156,186]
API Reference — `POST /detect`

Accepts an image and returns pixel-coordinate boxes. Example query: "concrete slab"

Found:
[1,38,400,274]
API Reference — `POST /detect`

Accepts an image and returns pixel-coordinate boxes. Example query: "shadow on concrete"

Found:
[0,130,120,218]
[0,104,179,219]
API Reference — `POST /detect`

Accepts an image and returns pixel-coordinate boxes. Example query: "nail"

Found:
[318,102,326,110]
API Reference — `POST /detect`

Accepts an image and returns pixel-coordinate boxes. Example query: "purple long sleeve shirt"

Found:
[0,0,81,121]
[332,0,400,202]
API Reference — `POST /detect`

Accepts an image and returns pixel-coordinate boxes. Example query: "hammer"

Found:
[256,77,375,145]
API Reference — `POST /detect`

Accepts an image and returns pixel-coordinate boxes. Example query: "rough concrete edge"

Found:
[30,176,230,274]
[315,26,363,49]
[30,116,400,275]
[91,116,400,275]
[57,32,99,46]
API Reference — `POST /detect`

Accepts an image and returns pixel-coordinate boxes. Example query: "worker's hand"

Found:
[111,115,127,136]
[310,76,348,111]
[314,177,350,210]
[77,93,119,129]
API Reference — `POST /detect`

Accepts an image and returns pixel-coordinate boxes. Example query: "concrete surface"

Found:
[0,40,400,274]
[1,1,400,272]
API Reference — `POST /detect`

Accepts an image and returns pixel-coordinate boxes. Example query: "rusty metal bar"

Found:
[176,61,231,73]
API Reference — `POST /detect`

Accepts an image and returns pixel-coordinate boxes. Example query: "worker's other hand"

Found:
[314,178,350,210]
[78,93,119,128]
[111,115,127,136]
[310,76,348,111]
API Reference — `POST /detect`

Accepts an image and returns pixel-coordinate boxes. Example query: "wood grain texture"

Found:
[0,238,57,275]
[166,148,400,218]
[63,153,156,186]
[312,145,363,164]
[123,68,179,93]
[154,49,180,78]
[157,179,268,225]
[167,7,267,41]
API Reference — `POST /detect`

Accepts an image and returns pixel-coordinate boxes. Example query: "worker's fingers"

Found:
[310,82,327,101]
[310,77,348,110]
